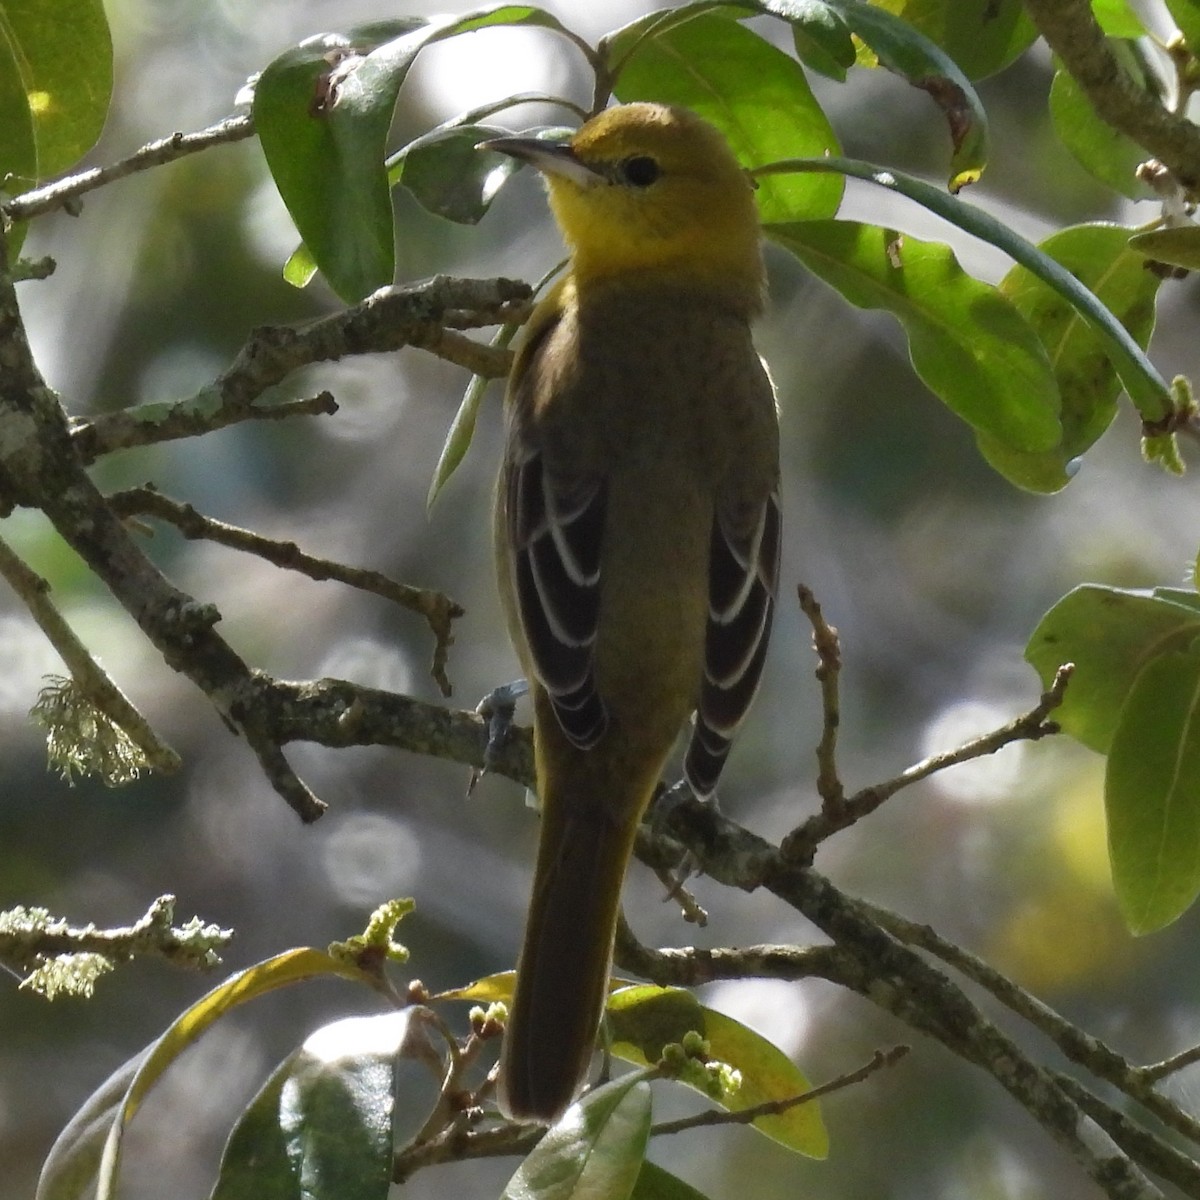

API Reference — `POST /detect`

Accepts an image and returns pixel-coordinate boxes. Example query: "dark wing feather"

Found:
[507,447,608,748]
[685,488,781,797]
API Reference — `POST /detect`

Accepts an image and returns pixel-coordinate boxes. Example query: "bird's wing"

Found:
[685,486,781,797]
[505,440,609,749]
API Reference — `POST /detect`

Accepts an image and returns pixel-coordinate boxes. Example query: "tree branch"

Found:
[108,485,463,696]
[1024,0,1200,189]
[2,114,256,223]
[71,276,530,465]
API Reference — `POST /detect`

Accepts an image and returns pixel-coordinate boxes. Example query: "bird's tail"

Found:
[498,785,641,1122]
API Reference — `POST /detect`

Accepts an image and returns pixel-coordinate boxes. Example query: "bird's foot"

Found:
[468,679,529,794]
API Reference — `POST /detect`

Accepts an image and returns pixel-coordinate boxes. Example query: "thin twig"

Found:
[863,899,1200,1148]
[393,1124,541,1184]
[797,583,845,810]
[1056,1074,1200,1198]
[1141,1044,1200,1086]
[108,485,463,696]
[3,114,256,222]
[781,664,1072,861]
[0,533,181,773]
[650,1045,909,1137]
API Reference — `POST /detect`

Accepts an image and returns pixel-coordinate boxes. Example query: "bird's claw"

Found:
[469,679,530,794]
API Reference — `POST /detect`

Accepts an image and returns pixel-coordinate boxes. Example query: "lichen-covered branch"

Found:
[0,534,180,776]
[71,276,530,464]
[0,895,231,998]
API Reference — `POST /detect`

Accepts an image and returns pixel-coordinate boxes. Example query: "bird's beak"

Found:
[477,136,604,189]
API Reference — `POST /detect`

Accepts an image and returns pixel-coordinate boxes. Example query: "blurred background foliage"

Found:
[3,1,1199,1198]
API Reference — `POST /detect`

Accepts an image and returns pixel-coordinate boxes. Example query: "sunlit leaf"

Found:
[283,242,318,288]
[501,1075,652,1200]
[754,157,1174,427]
[608,986,829,1158]
[767,219,1061,454]
[434,969,517,1003]
[0,18,36,196]
[608,10,843,223]
[1050,67,1149,200]
[1093,0,1148,38]
[256,8,592,300]
[1107,636,1200,934]
[1165,0,1200,51]
[0,0,112,178]
[212,1013,410,1200]
[861,0,1036,79]
[984,222,1161,491]
[1025,585,1200,754]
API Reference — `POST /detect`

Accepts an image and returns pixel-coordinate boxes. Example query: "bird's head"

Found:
[482,103,763,307]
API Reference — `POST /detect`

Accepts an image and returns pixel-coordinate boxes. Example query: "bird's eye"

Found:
[619,155,660,187]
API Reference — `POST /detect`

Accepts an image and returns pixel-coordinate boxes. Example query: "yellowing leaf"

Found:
[607,986,828,1159]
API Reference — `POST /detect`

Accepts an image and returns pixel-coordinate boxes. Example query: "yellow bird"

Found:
[484,103,780,1122]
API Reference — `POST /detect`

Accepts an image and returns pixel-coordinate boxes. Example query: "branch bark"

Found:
[1024,0,1200,188]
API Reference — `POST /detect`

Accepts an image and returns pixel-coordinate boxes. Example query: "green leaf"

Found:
[858,0,1036,79]
[283,242,318,288]
[1165,0,1200,51]
[608,986,829,1158]
[0,19,36,193]
[0,0,112,179]
[983,222,1161,491]
[434,968,517,1003]
[502,1075,653,1200]
[1093,0,1149,38]
[817,0,989,189]
[1025,585,1200,754]
[631,1162,714,1200]
[609,10,843,223]
[1129,226,1200,271]
[395,124,521,224]
[755,157,1175,427]
[253,27,419,302]
[91,948,373,1200]
[1050,67,1149,200]
[427,320,518,507]
[1107,636,1200,934]
[212,1012,409,1200]
[256,9,593,300]
[36,1052,144,1200]
[767,219,1060,453]
[778,0,856,81]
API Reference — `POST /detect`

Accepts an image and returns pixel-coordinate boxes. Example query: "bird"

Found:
[483,102,781,1122]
